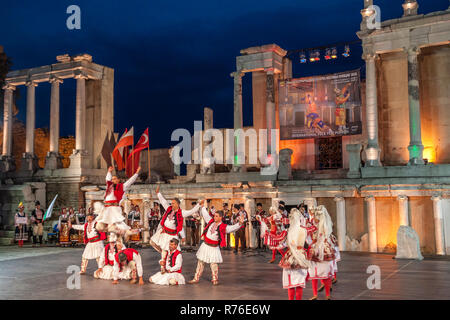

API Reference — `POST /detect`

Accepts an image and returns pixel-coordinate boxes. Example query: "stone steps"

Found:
[0,230,15,237]
[0,238,14,246]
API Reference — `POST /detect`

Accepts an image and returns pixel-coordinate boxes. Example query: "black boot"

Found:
[39,236,43,246]
[33,236,37,247]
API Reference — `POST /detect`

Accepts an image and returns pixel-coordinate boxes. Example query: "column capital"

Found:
[364,195,375,202]
[334,196,345,202]
[265,68,275,75]
[397,195,408,201]
[230,71,244,78]
[2,83,16,91]
[74,71,89,80]
[25,80,38,87]
[362,52,379,61]
[49,76,63,84]
[403,46,421,57]
[431,194,442,202]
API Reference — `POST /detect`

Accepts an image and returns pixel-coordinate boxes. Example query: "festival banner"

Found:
[279,69,362,140]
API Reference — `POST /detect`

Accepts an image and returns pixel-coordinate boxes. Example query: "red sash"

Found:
[104,244,116,266]
[83,222,106,244]
[168,250,182,273]
[160,206,183,235]
[105,181,124,202]
[202,220,228,248]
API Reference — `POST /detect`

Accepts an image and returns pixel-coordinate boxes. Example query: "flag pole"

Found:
[132,145,134,176]
[147,145,151,183]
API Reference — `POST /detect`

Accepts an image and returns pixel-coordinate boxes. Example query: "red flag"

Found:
[112,127,134,170]
[126,128,149,177]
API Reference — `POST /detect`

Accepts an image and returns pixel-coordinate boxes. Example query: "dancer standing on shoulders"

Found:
[188,203,245,285]
[150,185,202,274]
[95,166,141,240]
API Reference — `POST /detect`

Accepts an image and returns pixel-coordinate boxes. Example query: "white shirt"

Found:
[113,251,143,280]
[105,172,139,203]
[72,221,98,238]
[201,207,241,239]
[165,250,183,273]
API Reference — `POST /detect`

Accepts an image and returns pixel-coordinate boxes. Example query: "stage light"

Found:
[331,47,338,59]
[324,48,332,60]
[309,51,316,62]
[299,52,307,63]
[313,50,320,61]
[342,45,350,57]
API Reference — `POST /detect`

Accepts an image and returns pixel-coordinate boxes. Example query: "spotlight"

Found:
[314,50,320,61]
[324,48,332,60]
[309,51,316,62]
[331,47,338,59]
[299,52,307,63]
[342,45,350,57]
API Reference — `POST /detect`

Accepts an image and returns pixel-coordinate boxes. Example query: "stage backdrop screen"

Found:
[279,69,362,140]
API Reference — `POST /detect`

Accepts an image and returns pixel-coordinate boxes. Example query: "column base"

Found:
[364,146,381,167]
[407,144,424,165]
[45,152,64,170]
[69,149,90,169]
[20,153,40,172]
[0,155,15,172]
[232,165,246,173]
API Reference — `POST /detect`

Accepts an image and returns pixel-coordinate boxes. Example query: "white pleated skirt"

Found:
[151,228,180,251]
[82,241,104,260]
[96,206,127,226]
[150,272,185,285]
[307,260,335,280]
[196,242,223,264]
[95,265,132,280]
[282,268,308,289]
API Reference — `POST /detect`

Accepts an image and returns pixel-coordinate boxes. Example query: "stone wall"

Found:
[46,181,83,212]
[377,51,410,165]
[375,197,399,253]
[420,44,450,164]
[409,196,436,255]
[346,197,366,240]
[316,197,337,235]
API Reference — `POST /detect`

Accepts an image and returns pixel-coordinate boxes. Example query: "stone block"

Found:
[395,225,424,260]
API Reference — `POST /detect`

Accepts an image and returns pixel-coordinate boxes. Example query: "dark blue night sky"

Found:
[1,0,448,148]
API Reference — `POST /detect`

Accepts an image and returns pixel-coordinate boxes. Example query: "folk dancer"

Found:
[231,204,248,253]
[76,207,86,244]
[112,248,144,285]
[30,201,44,247]
[128,205,143,243]
[279,208,310,300]
[94,233,130,280]
[58,208,71,246]
[70,211,107,275]
[258,206,288,263]
[68,207,78,244]
[254,203,268,249]
[15,202,28,247]
[148,202,160,237]
[306,205,336,300]
[95,166,141,240]
[150,185,202,274]
[188,204,245,285]
[149,238,185,285]
[186,202,200,247]
[221,203,232,249]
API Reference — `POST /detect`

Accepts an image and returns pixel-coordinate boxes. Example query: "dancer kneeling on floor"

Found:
[149,238,185,285]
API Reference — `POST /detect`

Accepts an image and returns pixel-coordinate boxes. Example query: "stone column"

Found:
[25,81,37,155]
[266,69,276,155]
[365,196,377,252]
[201,107,215,174]
[70,73,89,169]
[431,195,445,255]
[334,196,346,251]
[75,73,88,151]
[278,148,293,180]
[1,83,16,172]
[231,71,244,172]
[397,195,409,226]
[363,52,381,166]
[406,46,424,165]
[347,144,362,178]
[142,199,151,244]
[244,197,256,248]
[46,77,63,170]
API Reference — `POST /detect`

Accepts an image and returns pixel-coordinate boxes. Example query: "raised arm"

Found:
[226,223,242,234]
[71,224,84,231]
[157,192,170,210]
[106,167,113,182]
[200,206,212,223]
[181,203,201,218]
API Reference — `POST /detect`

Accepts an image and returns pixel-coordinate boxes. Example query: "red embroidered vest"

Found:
[83,222,106,244]
[105,181,124,203]
[104,244,116,266]
[168,250,182,273]
[202,220,228,248]
[160,206,183,235]
[115,248,139,271]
